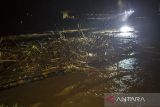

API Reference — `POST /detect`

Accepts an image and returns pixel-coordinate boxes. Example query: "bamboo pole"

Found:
[0,60,17,63]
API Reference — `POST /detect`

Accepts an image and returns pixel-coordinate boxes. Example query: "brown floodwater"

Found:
[0,31,160,107]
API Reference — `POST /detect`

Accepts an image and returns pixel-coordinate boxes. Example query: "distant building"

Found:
[62,10,75,19]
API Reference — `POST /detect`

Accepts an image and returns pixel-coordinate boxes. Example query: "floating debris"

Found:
[0,31,138,90]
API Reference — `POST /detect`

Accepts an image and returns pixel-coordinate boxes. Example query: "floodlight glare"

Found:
[128,10,134,14]
[120,26,134,33]
[122,10,135,21]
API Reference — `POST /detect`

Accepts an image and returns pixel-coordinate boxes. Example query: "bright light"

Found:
[120,26,134,33]
[122,10,135,21]
[124,10,134,15]
[128,10,134,14]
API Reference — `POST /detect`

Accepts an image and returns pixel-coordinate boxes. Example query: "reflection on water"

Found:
[116,32,137,38]
[118,58,137,70]
[128,52,136,56]
[106,58,138,92]
[82,32,139,94]
[84,31,139,94]
[107,58,137,71]
[0,30,146,107]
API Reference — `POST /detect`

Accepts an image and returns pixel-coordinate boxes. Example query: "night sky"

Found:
[0,0,159,35]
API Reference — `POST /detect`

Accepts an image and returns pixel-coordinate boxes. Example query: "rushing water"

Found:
[0,31,160,107]
[118,58,137,70]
